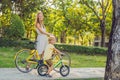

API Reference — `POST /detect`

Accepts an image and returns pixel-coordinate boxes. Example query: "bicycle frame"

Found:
[52,53,63,69]
[54,59,62,68]
[27,49,41,64]
[15,49,40,64]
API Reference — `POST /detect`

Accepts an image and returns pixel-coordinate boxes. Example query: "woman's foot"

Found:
[38,59,43,64]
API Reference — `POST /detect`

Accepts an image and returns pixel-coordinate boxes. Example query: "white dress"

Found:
[36,27,48,54]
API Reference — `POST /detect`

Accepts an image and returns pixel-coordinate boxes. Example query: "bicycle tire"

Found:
[15,49,37,73]
[53,52,71,72]
[37,64,48,76]
[61,52,71,67]
[60,65,70,77]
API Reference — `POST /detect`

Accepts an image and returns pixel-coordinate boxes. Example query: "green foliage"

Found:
[0,0,112,46]
[0,8,11,27]
[55,44,107,55]
[44,0,100,44]
[0,38,34,49]
[0,37,107,55]
[5,14,25,40]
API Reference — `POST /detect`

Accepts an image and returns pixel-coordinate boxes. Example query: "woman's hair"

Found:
[35,11,44,26]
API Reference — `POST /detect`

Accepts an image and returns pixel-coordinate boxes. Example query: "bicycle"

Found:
[14,41,71,75]
[37,50,71,77]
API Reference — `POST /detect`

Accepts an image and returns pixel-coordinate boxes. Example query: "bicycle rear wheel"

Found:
[15,49,37,73]
[37,64,48,76]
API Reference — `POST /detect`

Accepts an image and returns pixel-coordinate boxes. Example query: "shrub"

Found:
[0,38,107,55]
[55,44,107,55]
[0,38,34,49]
[4,14,25,40]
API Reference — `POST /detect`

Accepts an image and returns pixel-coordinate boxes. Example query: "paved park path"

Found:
[0,68,105,80]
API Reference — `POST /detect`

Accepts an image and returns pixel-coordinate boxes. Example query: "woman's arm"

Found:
[36,23,51,36]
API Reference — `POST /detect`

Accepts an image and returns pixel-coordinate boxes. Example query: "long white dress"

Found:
[36,27,48,54]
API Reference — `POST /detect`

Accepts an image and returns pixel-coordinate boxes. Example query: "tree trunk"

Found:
[100,19,106,47]
[26,31,29,38]
[104,0,120,79]
[60,30,66,43]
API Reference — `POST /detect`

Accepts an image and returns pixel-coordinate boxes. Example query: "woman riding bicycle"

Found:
[25,11,52,70]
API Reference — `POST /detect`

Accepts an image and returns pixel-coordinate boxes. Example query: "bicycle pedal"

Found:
[29,59,37,62]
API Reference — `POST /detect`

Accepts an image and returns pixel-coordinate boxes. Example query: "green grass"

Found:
[0,47,19,68]
[0,47,106,68]
[70,53,106,68]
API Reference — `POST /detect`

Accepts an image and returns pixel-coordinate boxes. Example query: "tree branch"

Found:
[81,0,101,20]
[105,1,112,13]
[104,0,109,13]
[98,0,102,8]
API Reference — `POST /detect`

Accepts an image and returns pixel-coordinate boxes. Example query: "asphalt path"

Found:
[0,68,105,80]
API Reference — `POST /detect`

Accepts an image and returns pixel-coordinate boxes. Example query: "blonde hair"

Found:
[48,36,56,42]
[35,11,44,27]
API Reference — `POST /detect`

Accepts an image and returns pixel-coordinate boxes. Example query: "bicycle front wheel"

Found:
[15,49,37,73]
[61,52,71,67]
[53,52,71,72]
[60,65,70,77]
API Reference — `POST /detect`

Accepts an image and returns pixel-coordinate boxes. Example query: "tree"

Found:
[0,0,47,39]
[4,14,25,40]
[66,3,95,45]
[79,0,112,47]
[104,0,120,79]
[49,0,73,43]
[44,0,96,45]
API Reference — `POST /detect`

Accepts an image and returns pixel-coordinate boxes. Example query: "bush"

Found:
[0,38,34,49]
[0,38,107,55]
[55,44,107,55]
[4,14,25,40]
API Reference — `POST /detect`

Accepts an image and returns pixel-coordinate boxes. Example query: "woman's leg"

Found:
[39,51,44,60]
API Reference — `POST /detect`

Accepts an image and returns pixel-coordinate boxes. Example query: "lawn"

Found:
[0,47,106,68]
[0,47,19,67]
[70,53,106,68]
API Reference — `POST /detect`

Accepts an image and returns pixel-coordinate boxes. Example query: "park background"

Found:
[0,0,111,69]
